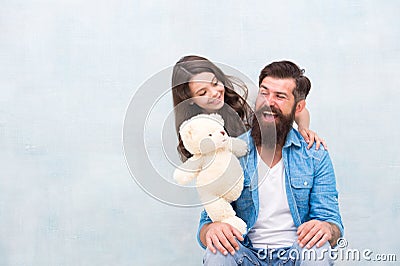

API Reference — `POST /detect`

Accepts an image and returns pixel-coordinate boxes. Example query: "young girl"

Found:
[171,55,325,160]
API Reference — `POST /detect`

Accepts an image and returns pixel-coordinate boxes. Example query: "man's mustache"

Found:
[255,105,283,118]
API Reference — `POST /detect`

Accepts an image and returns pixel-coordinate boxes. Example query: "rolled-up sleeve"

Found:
[197,209,212,249]
[309,151,344,237]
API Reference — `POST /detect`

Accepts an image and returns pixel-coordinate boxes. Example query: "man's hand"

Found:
[297,220,338,249]
[201,222,244,256]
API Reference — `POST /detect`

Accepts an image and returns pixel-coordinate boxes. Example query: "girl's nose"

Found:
[210,88,220,97]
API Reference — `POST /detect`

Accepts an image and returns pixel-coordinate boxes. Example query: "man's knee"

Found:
[294,241,333,266]
[203,248,236,266]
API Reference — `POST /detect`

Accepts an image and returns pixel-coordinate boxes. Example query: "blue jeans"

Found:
[203,241,333,265]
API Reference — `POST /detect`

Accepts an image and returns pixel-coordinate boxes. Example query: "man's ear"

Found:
[295,99,306,114]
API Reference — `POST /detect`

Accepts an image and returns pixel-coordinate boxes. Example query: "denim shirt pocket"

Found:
[290,175,313,204]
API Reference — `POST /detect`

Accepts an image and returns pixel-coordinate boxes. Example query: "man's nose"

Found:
[264,94,276,107]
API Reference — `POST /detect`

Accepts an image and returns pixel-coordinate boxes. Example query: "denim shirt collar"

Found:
[283,128,302,149]
[243,127,301,150]
[241,128,300,190]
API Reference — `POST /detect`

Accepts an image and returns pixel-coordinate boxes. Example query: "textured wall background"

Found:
[1,1,399,265]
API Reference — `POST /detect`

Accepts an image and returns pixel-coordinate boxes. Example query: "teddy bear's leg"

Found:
[203,197,235,222]
[221,216,247,235]
[202,197,247,234]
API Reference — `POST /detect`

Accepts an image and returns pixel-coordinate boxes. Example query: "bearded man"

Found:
[198,61,344,266]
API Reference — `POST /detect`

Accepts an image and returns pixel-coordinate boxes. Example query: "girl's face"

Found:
[188,72,225,112]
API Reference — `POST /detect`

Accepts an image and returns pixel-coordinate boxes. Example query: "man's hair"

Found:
[259,61,311,102]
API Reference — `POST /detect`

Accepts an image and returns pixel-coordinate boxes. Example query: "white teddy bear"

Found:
[174,113,248,234]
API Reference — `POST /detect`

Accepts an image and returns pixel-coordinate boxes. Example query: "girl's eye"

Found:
[211,77,220,86]
[198,91,206,96]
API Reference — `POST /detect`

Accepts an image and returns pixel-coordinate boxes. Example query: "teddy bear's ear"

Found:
[179,119,189,132]
[179,123,192,141]
[209,113,224,126]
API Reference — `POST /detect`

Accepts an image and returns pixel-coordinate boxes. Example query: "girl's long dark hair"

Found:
[172,55,252,160]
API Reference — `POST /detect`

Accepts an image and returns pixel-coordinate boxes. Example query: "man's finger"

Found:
[218,229,236,255]
[316,233,330,248]
[305,229,324,249]
[297,221,314,237]
[299,225,319,247]
[206,234,217,254]
[231,227,244,242]
[212,233,228,255]
[227,228,243,251]
[298,222,316,246]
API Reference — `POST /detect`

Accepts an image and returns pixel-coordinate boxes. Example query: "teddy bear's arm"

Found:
[173,157,203,185]
[228,138,248,158]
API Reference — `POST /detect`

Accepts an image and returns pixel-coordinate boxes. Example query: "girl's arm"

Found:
[295,107,327,150]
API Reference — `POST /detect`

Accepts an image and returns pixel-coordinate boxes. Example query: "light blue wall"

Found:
[1,1,399,265]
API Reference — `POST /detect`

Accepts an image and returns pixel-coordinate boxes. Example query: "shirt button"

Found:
[304,181,308,186]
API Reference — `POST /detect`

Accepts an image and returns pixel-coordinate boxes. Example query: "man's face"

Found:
[252,76,297,147]
[255,76,296,123]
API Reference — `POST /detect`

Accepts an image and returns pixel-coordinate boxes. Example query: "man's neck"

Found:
[256,144,283,168]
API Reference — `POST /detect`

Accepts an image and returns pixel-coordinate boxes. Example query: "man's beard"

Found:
[251,105,296,148]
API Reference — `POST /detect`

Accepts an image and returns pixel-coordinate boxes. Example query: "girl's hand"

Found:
[298,127,328,150]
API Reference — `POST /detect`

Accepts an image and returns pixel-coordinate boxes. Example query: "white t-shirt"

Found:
[247,155,298,249]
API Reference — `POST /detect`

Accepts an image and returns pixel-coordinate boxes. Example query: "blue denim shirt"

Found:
[197,128,344,249]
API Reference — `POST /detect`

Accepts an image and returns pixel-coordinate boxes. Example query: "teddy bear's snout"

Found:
[220,131,225,136]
